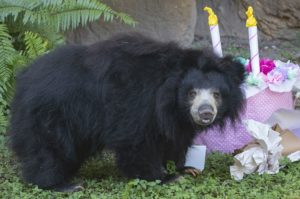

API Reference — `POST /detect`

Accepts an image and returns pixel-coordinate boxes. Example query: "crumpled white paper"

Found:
[230,119,300,181]
[287,151,300,162]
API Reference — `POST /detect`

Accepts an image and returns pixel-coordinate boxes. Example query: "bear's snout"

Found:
[189,88,218,126]
[198,104,215,125]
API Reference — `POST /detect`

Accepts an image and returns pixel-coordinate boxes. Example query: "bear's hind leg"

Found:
[20,146,82,191]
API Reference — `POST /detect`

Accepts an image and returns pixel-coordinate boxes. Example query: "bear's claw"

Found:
[184,167,201,177]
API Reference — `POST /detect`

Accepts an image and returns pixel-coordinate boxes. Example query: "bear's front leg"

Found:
[163,145,188,171]
[115,145,166,181]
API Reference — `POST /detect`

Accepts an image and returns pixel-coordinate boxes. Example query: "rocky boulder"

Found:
[66,0,197,47]
[195,0,300,41]
[67,0,300,47]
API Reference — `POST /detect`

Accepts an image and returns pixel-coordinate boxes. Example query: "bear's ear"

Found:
[155,74,180,140]
[218,56,246,85]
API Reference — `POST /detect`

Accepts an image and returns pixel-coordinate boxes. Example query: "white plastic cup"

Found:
[184,145,207,171]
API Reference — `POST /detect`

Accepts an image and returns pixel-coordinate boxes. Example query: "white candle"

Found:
[204,7,223,57]
[210,24,223,57]
[246,6,260,75]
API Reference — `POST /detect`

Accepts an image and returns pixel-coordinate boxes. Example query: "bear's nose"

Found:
[198,105,214,122]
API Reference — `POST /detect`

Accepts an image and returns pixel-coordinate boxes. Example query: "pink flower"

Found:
[246,58,276,75]
[267,69,285,84]
[260,59,276,74]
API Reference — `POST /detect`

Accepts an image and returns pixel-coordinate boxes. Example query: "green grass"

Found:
[0,134,300,199]
[223,46,249,59]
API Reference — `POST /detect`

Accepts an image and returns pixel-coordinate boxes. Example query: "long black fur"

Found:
[9,33,245,189]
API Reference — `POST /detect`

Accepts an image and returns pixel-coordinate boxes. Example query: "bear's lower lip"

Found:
[196,119,213,126]
[202,119,211,123]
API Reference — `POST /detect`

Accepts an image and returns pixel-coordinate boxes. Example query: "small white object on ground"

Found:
[184,145,206,171]
[287,151,300,162]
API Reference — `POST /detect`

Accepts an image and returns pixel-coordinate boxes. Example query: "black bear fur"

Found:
[9,33,245,190]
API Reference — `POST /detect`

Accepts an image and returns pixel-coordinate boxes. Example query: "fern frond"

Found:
[114,12,137,27]
[1,0,136,32]
[0,24,15,102]
[45,0,136,31]
[40,0,63,7]
[0,23,17,133]
[0,0,42,24]
[23,31,48,59]
[0,24,16,82]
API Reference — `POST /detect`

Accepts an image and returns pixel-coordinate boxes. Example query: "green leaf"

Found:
[0,24,16,81]
[23,31,48,59]
[0,0,136,32]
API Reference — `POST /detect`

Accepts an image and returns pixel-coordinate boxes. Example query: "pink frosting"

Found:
[267,69,285,84]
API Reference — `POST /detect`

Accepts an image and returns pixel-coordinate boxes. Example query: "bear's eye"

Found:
[213,91,220,99]
[188,90,197,99]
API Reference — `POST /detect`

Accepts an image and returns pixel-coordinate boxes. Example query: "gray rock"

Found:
[195,0,248,41]
[66,0,197,47]
[66,0,300,48]
[196,0,300,42]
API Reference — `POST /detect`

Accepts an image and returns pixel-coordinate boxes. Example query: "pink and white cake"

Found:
[194,58,299,153]
[193,6,300,154]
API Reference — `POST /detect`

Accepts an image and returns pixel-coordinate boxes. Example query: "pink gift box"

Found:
[194,88,294,153]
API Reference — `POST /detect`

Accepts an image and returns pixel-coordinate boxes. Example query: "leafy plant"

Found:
[0,24,17,134]
[166,160,177,175]
[1,135,300,198]
[0,0,136,134]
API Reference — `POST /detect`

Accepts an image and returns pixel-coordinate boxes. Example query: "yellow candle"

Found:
[204,7,223,57]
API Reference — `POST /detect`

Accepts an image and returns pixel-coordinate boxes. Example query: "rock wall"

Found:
[66,0,197,47]
[240,0,300,40]
[195,0,247,40]
[196,0,300,41]
[67,0,300,46]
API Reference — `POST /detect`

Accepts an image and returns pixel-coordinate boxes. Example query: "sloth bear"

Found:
[10,33,245,192]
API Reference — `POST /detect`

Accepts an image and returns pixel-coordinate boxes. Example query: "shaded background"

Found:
[66,0,300,61]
